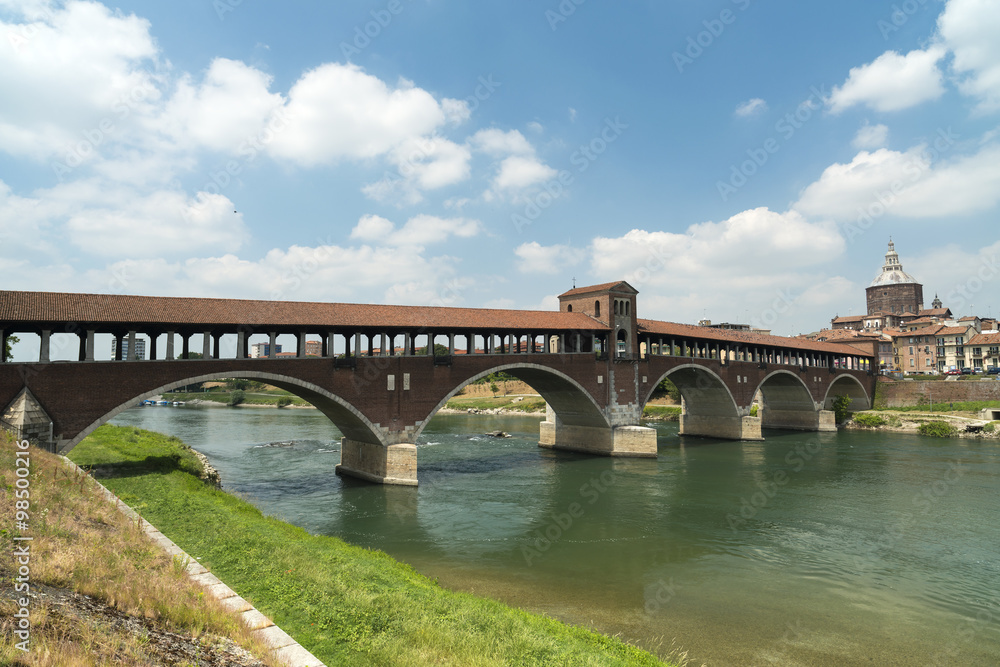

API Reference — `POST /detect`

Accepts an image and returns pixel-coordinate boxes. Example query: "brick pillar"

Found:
[167,332,176,360]
[268,332,277,358]
[202,332,211,360]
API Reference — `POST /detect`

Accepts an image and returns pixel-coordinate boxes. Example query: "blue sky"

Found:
[2,0,999,346]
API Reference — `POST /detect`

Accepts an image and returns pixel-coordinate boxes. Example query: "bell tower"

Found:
[557,281,638,357]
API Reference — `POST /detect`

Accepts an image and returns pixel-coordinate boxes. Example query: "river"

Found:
[109,405,1000,666]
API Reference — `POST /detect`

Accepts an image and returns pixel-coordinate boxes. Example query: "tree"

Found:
[228,390,246,407]
[275,397,292,408]
[833,394,852,424]
[652,377,680,403]
[3,334,19,362]
[490,382,499,398]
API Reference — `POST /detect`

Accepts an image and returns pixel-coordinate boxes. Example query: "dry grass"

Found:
[0,432,282,666]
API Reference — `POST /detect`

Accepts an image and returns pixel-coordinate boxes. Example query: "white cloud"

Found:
[350,213,482,247]
[469,128,534,156]
[938,0,1000,113]
[794,142,1000,222]
[267,63,447,166]
[514,242,585,274]
[735,98,768,117]
[493,155,558,191]
[441,98,471,125]
[586,208,846,334]
[156,58,284,153]
[828,47,947,113]
[852,122,889,149]
[0,1,160,160]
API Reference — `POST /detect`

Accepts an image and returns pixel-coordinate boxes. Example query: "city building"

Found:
[250,342,282,358]
[865,239,924,317]
[111,337,146,361]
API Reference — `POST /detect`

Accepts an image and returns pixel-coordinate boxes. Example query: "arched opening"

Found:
[594,300,601,318]
[616,329,628,358]
[642,365,749,440]
[824,375,871,413]
[755,371,820,431]
[56,371,385,455]
[417,363,609,443]
[567,304,573,312]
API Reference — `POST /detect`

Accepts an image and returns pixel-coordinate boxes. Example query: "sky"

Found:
[2,0,1000,352]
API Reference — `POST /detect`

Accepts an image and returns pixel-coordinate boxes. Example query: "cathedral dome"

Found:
[869,240,918,287]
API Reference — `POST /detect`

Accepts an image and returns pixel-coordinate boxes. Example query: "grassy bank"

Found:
[67,425,672,666]
[0,432,279,666]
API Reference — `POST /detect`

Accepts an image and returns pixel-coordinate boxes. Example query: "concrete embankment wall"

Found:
[881,379,1000,407]
[456,380,538,397]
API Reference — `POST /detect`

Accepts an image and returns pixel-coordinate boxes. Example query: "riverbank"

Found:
[845,409,1000,438]
[0,432,280,666]
[66,425,673,666]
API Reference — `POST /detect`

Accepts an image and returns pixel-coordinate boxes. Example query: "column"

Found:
[203,332,211,359]
[181,334,190,360]
[354,332,362,357]
[0,329,6,363]
[127,331,137,361]
[149,333,158,361]
[114,333,124,361]
[448,333,455,355]
[268,332,277,358]
[325,331,334,358]
[167,331,176,360]
[298,331,307,358]
[213,333,223,359]
[77,331,86,361]
[39,330,51,363]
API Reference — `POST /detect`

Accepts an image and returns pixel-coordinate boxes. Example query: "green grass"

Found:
[852,412,887,428]
[641,405,681,421]
[444,395,548,413]
[68,426,671,667]
[163,391,311,407]
[873,400,1000,414]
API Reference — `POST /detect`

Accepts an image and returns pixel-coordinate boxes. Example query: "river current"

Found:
[110,405,1000,666]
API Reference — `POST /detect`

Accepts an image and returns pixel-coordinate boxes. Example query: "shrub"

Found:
[749,404,758,417]
[228,390,246,407]
[984,421,998,433]
[918,421,956,438]
[854,413,886,428]
[833,394,852,423]
[275,397,292,408]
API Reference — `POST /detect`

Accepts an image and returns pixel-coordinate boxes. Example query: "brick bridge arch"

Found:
[824,374,872,412]
[415,362,609,443]
[642,364,749,440]
[57,369,385,455]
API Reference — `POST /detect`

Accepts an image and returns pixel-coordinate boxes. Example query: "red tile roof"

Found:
[637,319,865,355]
[967,332,1000,345]
[918,307,951,317]
[558,281,636,298]
[831,315,865,323]
[0,290,609,332]
[936,325,974,336]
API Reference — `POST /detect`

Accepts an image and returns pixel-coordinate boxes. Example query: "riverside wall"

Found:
[881,379,1000,407]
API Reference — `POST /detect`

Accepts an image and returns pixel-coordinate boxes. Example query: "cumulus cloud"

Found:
[267,63,447,166]
[585,208,847,333]
[794,142,1000,222]
[469,128,534,156]
[938,0,1000,113]
[734,98,768,117]
[852,122,889,149]
[828,47,947,113]
[493,155,558,191]
[514,242,585,274]
[350,213,482,247]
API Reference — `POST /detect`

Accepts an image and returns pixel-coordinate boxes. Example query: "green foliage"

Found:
[983,421,998,433]
[641,405,681,421]
[3,334,18,361]
[833,395,852,423]
[227,390,246,406]
[853,413,887,428]
[651,378,680,402]
[880,400,1000,413]
[917,421,957,438]
[749,404,758,417]
[68,427,671,667]
[275,397,292,408]
[489,382,499,397]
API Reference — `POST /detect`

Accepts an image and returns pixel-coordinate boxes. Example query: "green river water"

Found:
[110,405,1000,666]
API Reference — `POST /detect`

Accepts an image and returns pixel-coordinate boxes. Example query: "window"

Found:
[567,304,572,312]
[594,300,601,318]
[910,359,915,367]
[614,300,619,315]
[909,346,913,355]
[926,358,932,367]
